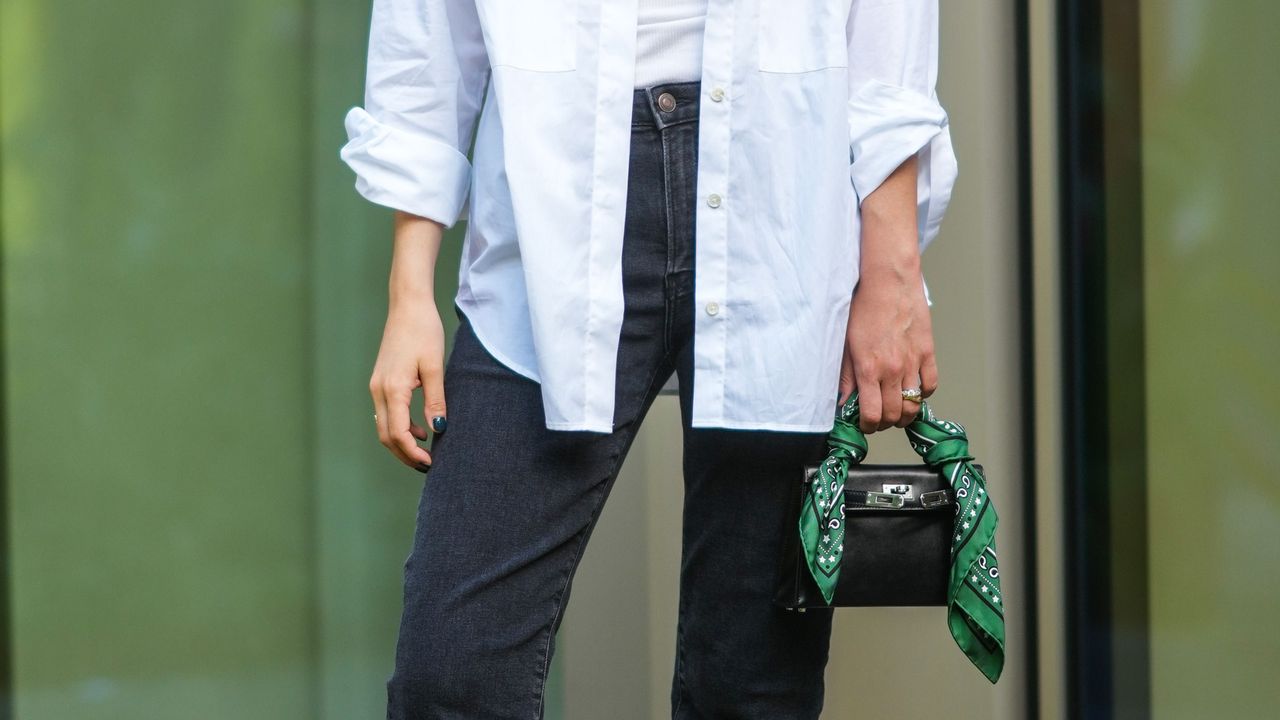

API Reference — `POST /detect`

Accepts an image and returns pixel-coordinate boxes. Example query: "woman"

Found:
[340,0,955,716]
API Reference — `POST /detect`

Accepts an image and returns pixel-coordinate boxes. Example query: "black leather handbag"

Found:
[773,460,983,610]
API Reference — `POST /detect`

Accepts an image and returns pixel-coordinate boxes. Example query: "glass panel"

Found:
[1139,2,1280,718]
[1063,2,1280,716]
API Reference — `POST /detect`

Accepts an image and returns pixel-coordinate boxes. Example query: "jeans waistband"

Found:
[632,80,702,130]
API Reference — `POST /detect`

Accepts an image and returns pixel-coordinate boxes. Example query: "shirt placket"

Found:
[583,0,642,431]
[689,0,736,426]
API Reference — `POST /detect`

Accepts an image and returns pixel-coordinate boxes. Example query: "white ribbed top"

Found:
[635,0,708,88]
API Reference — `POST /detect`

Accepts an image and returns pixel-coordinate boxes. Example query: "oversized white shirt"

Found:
[340,0,957,433]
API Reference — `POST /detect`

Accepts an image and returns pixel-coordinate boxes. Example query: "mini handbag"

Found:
[773,462,967,608]
[772,391,1007,684]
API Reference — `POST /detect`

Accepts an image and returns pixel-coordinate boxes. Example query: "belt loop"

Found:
[633,87,657,130]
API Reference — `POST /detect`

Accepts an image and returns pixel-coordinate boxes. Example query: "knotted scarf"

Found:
[798,391,1006,683]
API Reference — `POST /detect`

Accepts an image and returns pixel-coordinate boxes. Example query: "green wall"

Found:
[0,1,512,717]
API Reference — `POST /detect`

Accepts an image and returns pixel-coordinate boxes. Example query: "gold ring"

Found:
[901,388,923,404]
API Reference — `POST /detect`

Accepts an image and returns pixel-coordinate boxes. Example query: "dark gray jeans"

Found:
[386,80,835,720]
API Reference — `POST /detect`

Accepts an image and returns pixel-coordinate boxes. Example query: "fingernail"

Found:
[431,416,448,433]
[417,462,432,473]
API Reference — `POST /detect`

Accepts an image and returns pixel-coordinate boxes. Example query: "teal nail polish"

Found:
[431,416,448,433]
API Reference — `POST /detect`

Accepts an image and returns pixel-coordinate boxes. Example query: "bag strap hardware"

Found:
[920,489,951,507]
[864,491,905,508]
[882,483,914,498]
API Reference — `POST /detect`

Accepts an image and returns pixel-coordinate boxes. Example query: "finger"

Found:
[921,353,939,398]
[373,377,411,465]
[856,366,881,433]
[370,377,392,447]
[375,387,426,471]
[879,376,903,432]
[409,422,429,441]
[387,383,434,470]
[378,379,430,468]
[421,361,448,437]
[897,372,922,428]
[380,401,415,467]
[392,427,432,471]
[838,350,856,407]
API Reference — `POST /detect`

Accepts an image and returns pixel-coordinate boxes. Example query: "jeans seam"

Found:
[672,591,690,717]
[532,483,601,720]
[660,128,678,358]
[663,287,676,361]
[661,130,676,279]
[531,352,670,718]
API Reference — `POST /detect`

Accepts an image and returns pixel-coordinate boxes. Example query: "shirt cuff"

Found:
[917,120,957,253]
[339,106,473,229]
[847,78,958,255]
[847,78,949,204]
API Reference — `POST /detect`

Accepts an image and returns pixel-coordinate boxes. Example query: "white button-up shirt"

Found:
[340,0,957,433]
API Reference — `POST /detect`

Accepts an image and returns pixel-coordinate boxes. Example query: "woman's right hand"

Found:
[370,211,449,472]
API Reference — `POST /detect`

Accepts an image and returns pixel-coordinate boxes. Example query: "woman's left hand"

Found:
[838,268,939,434]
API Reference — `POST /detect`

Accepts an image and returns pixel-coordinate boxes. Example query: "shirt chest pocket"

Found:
[757,0,853,73]
[476,0,578,72]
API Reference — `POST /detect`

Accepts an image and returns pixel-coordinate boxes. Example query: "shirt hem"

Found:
[455,303,543,383]
[543,420,614,433]
[689,416,835,433]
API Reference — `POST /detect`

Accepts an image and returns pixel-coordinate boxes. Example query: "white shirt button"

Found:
[705,301,720,316]
[710,87,725,102]
[707,193,722,208]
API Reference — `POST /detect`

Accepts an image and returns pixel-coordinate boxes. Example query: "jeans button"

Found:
[657,91,677,112]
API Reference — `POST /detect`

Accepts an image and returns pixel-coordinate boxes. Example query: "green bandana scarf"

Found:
[798,391,1006,683]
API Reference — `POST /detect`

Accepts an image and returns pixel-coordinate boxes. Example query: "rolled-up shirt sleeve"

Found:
[339,0,489,228]
[846,0,958,252]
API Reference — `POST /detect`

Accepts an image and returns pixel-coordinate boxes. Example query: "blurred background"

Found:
[1,0,1276,718]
